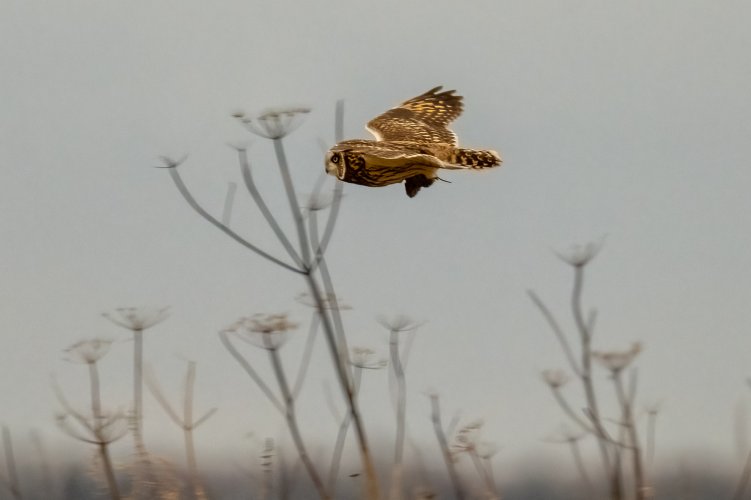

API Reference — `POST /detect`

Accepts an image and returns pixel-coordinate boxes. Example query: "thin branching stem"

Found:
[613,371,646,500]
[184,363,203,499]
[272,136,377,495]
[219,331,283,413]
[304,275,379,498]
[237,148,303,268]
[265,340,330,499]
[308,213,352,378]
[273,138,311,267]
[87,362,121,500]
[549,388,596,434]
[429,395,465,500]
[389,328,407,500]
[568,437,595,498]
[292,312,321,399]
[312,180,344,268]
[98,442,120,500]
[132,329,149,464]
[328,367,362,494]
[527,290,581,376]
[571,266,620,499]
[646,409,658,467]
[468,449,498,499]
[221,181,237,225]
[1,427,23,500]
[167,167,303,274]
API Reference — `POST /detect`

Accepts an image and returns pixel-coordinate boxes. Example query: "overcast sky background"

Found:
[2,0,751,481]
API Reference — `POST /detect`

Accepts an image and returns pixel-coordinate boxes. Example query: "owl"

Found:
[325,86,502,198]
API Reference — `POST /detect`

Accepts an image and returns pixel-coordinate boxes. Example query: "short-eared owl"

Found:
[325,87,502,198]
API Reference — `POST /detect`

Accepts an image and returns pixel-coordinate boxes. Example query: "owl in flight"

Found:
[325,86,502,198]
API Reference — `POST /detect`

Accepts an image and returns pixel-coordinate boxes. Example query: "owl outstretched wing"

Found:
[366,86,464,146]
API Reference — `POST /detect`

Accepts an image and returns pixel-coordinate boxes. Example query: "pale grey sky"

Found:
[2,0,751,480]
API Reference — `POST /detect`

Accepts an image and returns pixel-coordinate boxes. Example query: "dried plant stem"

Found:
[567,436,595,497]
[237,149,302,268]
[571,266,621,500]
[145,362,215,500]
[131,330,148,458]
[429,395,465,500]
[328,367,362,494]
[130,329,160,499]
[219,331,283,412]
[306,276,378,498]
[167,167,302,274]
[531,262,625,500]
[549,388,595,434]
[468,449,499,499]
[183,364,205,500]
[221,181,237,225]
[292,312,321,398]
[265,341,330,499]
[613,370,647,500]
[274,139,311,266]
[389,329,407,500]
[527,291,580,376]
[166,114,378,498]
[98,441,121,500]
[1,426,23,500]
[646,410,658,467]
[256,136,376,497]
[88,363,121,500]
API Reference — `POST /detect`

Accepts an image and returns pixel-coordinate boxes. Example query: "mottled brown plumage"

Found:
[325,87,502,197]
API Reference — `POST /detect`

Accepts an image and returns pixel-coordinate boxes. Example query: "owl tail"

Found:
[446,148,502,169]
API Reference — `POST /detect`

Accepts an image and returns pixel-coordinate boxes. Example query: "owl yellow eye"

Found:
[331,153,339,164]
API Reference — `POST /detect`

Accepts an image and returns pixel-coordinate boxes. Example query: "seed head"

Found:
[592,342,643,373]
[555,239,604,267]
[224,313,298,350]
[102,306,170,332]
[541,369,570,389]
[236,107,311,140]
[350,347,388,369]
[295,291,351,310]
[63,339,113,364]
[377,314,422,333]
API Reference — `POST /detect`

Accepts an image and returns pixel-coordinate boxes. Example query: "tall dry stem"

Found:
[164,101,379,498]
[1,426,23,500]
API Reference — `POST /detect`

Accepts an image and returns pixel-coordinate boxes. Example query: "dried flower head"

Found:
[592,342,642,373]
[63,339,113,364]
[236,107,311,139]
[541,369,570,389]
[224,313,298,350]
[102,307,170,332]
[377,314,422,333]
[555,239,604,267]
[57,409,129,444]
[295,291,351,310]
[350,347,388,369]
[451,419,485,454]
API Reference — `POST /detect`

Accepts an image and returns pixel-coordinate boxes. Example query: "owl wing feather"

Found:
[366,86,464,146]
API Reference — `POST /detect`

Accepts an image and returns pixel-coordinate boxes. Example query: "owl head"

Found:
[324,150,347,180]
